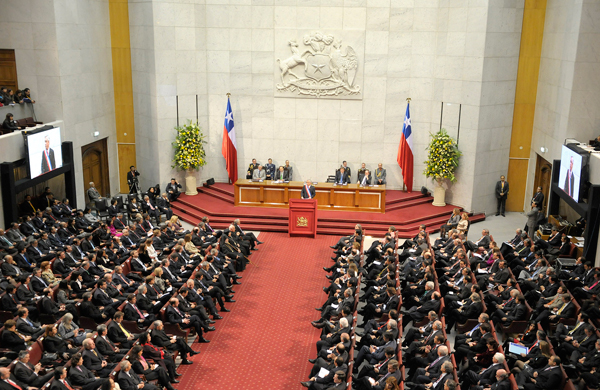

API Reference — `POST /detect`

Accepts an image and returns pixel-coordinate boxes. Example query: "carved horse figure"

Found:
[277,40,308,84]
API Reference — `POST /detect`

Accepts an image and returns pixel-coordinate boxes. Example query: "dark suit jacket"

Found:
[564,170,575,197]
[14,361,38,385]
[1,330,26,351]
[534,366,563,389]
[96,335,119,358]
[335,171,349,184]
[301,185,316,199]
[0,374,28,390]
[495,180,509,198]
[69,365,96,386]
[107,321,130,344]
[358,174,372,186]
[506,303,527,323]
[490,379,511,390]
[41,148,56,173]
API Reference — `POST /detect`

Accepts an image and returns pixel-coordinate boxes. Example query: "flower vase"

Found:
[432,180,446,207]
[185,171,198,196]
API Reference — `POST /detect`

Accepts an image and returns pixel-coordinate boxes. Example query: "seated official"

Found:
[335,167,349,185]
[302,180,316,199]
[273,166,288,181]
[374,163,386,185]
[252,165,266,180]
[14,350,55,387]
[357,163,368,182]
[117,360,158,390]
[165,179,182,202]
[358,169,372,186]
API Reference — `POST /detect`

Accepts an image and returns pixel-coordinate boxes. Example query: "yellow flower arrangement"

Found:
[172,121,207,171]
[424,128,461,183]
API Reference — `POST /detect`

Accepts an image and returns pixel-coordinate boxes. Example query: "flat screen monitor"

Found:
[24,127,63,179]
[558,144,585,202]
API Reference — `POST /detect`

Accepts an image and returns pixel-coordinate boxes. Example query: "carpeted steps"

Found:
[171,183,486,238]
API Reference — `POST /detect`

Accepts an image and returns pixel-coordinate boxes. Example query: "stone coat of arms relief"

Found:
[275,31,362,99]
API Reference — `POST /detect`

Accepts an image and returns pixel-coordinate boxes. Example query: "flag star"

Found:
[404,117,411,128]
[225,111,233,124]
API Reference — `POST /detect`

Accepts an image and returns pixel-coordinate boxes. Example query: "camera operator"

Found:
[127,166,141,195]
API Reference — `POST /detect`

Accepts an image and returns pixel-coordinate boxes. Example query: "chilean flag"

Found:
[222,98,238,184]
[397,102,413,192]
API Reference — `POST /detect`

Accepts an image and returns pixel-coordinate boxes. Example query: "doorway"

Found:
[82,139,110,205]
[533,154,552,216]
[0,49,17,92]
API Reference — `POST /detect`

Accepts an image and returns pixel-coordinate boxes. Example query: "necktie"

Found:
[118,323,131,338]
[528,340,538,353]
[590,281,599,290]
[6,379,22,390]
[469,324,481,337]
[38,277,48,287]
[22,255,30,266]
[433,373,446,387]
[1,236,11,245]
[61,380,75,390]
[569,322,582,335]
[557,303,567,315]
[93,350,98,357]
[132,304,144,319]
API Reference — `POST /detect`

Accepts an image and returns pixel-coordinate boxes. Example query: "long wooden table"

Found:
[234,180,386,213]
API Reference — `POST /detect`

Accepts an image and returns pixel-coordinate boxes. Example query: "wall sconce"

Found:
[93,131,100,137]
[540,146,548,153]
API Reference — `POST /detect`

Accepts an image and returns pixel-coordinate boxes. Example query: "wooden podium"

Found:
[288,199,317,238]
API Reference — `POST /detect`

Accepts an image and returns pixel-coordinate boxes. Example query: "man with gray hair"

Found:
[460,352,505,388]
[14,350,55,387]
[410,345,450,384]
[95,323,126,362]
[0,367,29,390]
[117,360,158,390]
[81,338,115,378]
[407,361,453,390]
[150,320,199,365]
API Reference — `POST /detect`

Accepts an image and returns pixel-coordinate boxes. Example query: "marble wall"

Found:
[129,0,525,215]
[529,0,600,209]
[0,0,118,227]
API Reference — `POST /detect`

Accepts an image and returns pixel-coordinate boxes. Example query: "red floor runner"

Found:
[175,232,338,390]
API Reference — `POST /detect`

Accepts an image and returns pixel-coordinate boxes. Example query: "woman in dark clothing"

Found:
[2,113,21,133]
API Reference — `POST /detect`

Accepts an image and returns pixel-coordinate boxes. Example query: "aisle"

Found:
[176,232,339,390]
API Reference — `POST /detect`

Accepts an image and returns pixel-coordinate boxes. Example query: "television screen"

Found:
[25,127,63,179]
[558,144,583,202]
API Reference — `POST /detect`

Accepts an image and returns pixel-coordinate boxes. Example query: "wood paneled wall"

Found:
[507,0,547,212]
[109,0,136,193]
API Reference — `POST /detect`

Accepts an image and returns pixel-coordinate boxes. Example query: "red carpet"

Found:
[176,232,338,390]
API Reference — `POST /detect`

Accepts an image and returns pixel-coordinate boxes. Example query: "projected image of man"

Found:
[564,156,575,198]
[41,136,56,174]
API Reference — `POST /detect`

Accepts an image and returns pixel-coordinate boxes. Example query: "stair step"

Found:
[201,183,235,198]
[385,192,429,206]
[386,197,433,211]
[197,187,234,204]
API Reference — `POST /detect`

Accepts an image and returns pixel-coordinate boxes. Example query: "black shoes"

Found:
[207,319,216,324]
[171,379,180,383]
[180,360,193,365]
[198,338,210,343]
[257,241,264,244]
[220,308,230,312]
[233,280,241,285]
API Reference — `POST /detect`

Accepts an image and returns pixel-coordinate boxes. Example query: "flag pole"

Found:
[227,92,231,97]
[406,97,411,103]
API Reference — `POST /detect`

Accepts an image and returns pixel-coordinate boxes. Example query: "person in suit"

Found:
[19,195,38,217]
[87,182,105,207]
[353,331,397,369]
[68,353,109,390]
[107,311,139,349]
[165,298,210,343]
[335,167,349,185]
[444,293,483,331]
[127,166,140,194]
[246,158,259,179]
[124,293,156,327]
[16,307,44,339]
[14,350,55,387]
[284,160,293,180]
[41,135,56,174]
[340,161,351,180]
[252,165,266,180]
[460,352,505,388]
[165,178,182,202]
[50,367,75,390]
[0,367,29,390]
[489,370,510,390]
[358,170,372,186]
[563,156,575,197]
[407,361,453,390]
[274,166,288,181]
[302,179,316,199]
[375,163,386,185]
[95,324,126,362]
[523,356,563,390]
[82,338,116,378]
[117,360,158,390]
[151,320,198,364]
[157,193,173,220]
[495,175,509,216]
[264,158,276,180]
[1,320,29,352]
[302,355,348,389]
[138,333,179,382]
[532,186,544,208]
